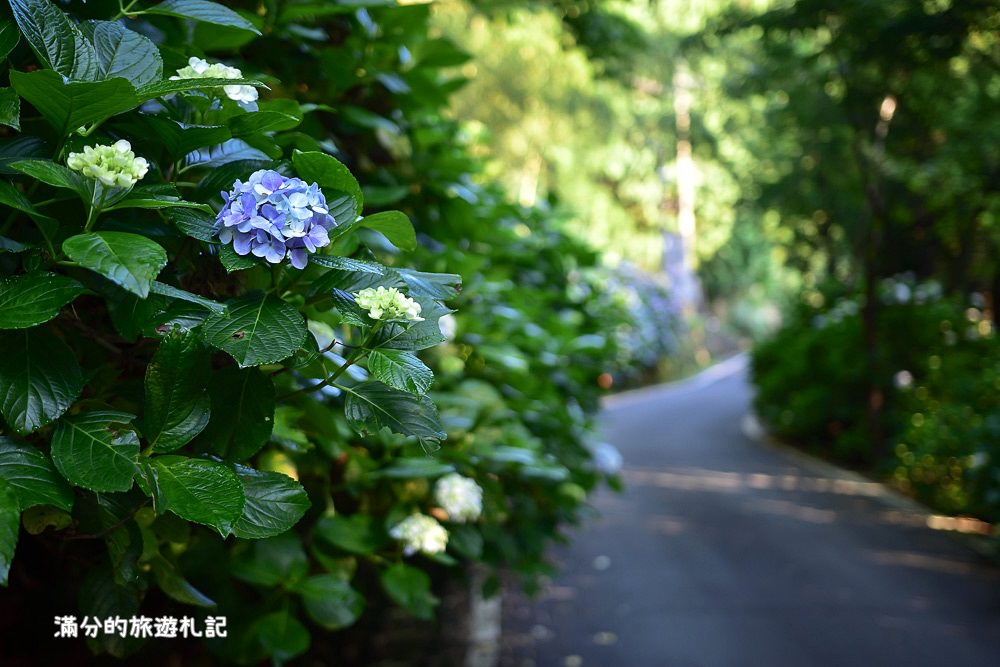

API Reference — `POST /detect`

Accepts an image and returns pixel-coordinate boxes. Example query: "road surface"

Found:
[500,357,1000,667]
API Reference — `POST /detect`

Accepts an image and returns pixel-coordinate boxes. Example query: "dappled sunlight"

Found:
[743,498,837,524]
[864,550,999,579]
[621,465,883,497]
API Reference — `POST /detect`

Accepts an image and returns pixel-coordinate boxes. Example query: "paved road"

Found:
[501,357,1000,667]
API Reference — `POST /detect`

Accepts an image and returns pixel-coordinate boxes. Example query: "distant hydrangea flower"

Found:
[66,140,148,188]
[389,514,448,556]
[170,56,258,104]
[216,169,336,269]
[434,474,483,523]
[354,286,423,322]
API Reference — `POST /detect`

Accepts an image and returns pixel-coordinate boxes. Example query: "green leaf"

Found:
[79,20,163,87]
[329,289,371,327]
[343,381,446,449]
[367,349,434,395]
[448,524,484,559]
[358,211,416,251]
[9,159,89,199]
[202,292,308,367]
[0,180,57,230]
[63,232,168,298]
[144,0,261,35]
[314,514,383,556]
[0,88,20,131]
[256,610,310,663]
[144,330,211,452]
[136,76,266,100]
[0,478,19,586]
[78,566,143,657]
[292,150,363,218]
[51,411,140,493]
[194,367,274,461]
[0,272,86,329]
[22,504,72,535]
[232,465,310,539]
[150,554,216,608]
[229,106,302,137]
[218,244,257,272]
[104,192,212,213]
[397,269,462,301]
[129,117,232,159]
[146,455,244,536]
[295,575,364,630]
[0,439,74,511]
[0,328,83,435]
[231,532,308,587]
[164,208,218,242]
[9,0,98,80]
[183,139,271,170]
[308,255,385,274]
[9,70,139,136]
[368,458,455,480]
[0,19,20,62]
[150,281,228,316]
[380,563,438,620]
[379,299,452,352]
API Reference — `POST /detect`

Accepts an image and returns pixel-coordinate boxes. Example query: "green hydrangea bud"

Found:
[170,56,258,104]
[353,286,424,322]
[66,140,149,188]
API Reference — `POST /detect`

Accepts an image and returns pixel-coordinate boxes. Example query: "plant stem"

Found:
[278,324,382,401]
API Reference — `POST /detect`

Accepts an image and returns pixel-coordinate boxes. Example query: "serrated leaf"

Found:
[343,382,445,448]
[0,88,19,131]
[144,0,260,34]
[150,282,228,316]
[104,192,212,213]
[0,19,19,61]
[127,116,231,160]
[308,255,385,274]
[9,70,138,136]
[367,349,433,395]
[0,478,19,586]
[292,150,363,218]
[296,575,364,630]
[79,20,163,87]
[63,232,168,298]
[358,211,416,251]
[232,465,310,539]
[396,269,461,301]
[144,330,211,452]
[0,328,83,435]
[136,76,266,100]
[194,366,274,461]
[164,208,218,242]
[183,139,270,170]
[314,514,383,556]
[146,456,244,536]
[51,411,139,492]
[229,108,302,137]
[9,159,89,199]
[218,244,257,272]
[0,272,85,329]
[379,299,452,352]
[202,293,307,367]
[329,289,371,327]
[0,439,74,511]
[380,563,437,620]
[9,0,98,80]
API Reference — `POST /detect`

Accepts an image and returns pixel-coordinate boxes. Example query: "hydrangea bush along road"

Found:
[0,0,671,664]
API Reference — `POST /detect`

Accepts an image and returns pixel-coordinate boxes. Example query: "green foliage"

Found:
[0,0,669,663]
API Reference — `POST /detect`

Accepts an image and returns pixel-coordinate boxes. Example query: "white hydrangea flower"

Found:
[354,286,424,322]
[170,56,258,104]
[66,140,148,188]
[434,473,483,523]
[389,513,448,556]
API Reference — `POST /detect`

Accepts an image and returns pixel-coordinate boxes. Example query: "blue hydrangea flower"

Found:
[216,169,337,269]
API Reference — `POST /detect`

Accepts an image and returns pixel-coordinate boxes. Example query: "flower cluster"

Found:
[389,514,448,556]
[354,286,424,322]
[433,474,483,523]
[170,57,258,104]
[66,140,148,188]
[216,169,336,269]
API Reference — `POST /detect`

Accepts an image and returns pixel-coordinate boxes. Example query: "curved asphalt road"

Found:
[500,357,1000,667]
